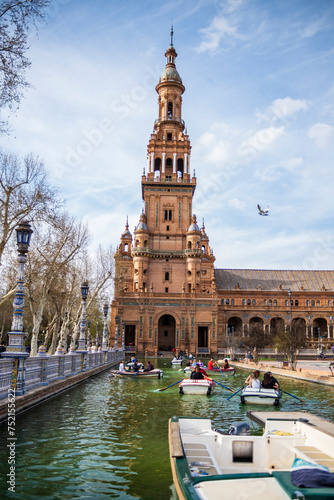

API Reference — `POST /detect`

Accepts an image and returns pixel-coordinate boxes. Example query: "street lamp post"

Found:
[77,281,89,355]
[102,303,109,351]
[288,288,294,369]
[3,221,33,395]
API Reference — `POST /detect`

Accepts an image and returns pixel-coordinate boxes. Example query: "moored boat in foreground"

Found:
[179,378,215,396]
[240,386,282,405]
[169,413,334,500]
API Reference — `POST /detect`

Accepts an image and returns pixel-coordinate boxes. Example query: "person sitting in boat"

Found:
[144,361,154,371]
[119,360,125,371]
[191,359,197,367]
[262,371,279,390]
[190,365,204,380]
[186,360,191,367]
[197,360,204,367]
[245,370,261,389]
[133,361,140,372]
[208,358,216,370]
[197,363,208,377]
[223,358,230,369]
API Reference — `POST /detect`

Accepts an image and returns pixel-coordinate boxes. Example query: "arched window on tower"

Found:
[166,157,173,177]
[177,158,184,178]
[154,157,161,172]
[188,241,192,249]
[165,272,169,281]
[124,243,128,252]
[201,245,205,254]
[168,101,173,117]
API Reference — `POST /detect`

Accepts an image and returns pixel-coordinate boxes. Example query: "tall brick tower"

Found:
[111,30,217,356]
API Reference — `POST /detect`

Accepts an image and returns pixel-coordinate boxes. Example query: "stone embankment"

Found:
[0,359,120,424]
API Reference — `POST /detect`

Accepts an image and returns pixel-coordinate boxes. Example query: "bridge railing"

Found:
[0,349,124,400]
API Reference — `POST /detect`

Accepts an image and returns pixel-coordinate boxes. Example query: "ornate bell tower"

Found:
[111,30,218,356]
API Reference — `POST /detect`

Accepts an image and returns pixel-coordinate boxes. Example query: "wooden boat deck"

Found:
[247,411,334,437]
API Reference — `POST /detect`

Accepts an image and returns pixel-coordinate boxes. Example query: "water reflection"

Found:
[0,360,333,499]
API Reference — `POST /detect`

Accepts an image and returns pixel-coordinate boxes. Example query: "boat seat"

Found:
[272,471,334,499]
[183,442,222,476]
[291,446,334,472]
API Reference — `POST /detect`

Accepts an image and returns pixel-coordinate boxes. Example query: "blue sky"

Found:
[3,0,334,270]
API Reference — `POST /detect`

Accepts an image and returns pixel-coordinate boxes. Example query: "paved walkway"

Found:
[231,359,334,387]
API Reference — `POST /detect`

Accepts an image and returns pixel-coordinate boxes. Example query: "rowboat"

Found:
[179,378,215,396]
[183,367,235,376]
[110,368,163,378]
[169,414,334,500]
[240,387,282,405]
[171,358,183,365]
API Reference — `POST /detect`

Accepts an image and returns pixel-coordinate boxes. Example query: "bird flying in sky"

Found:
[257,204,270,216]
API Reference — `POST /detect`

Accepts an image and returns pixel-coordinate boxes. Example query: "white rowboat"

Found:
[169,414,334,500]
[179,378,215,396]
[240,387,282,405]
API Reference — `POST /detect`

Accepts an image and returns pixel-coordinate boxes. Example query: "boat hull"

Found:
[183,367,235,376]
[110,369,163,378]
[169,415,334,500]
[179,379,215,395]
[240,387,282,405]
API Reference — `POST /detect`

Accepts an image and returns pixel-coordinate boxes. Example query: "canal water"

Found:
[1,359,334,499]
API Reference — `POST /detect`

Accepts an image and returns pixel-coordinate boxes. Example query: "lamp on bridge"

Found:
[102,303,109,351]
[77,281,89,353]
[3,221,33,395]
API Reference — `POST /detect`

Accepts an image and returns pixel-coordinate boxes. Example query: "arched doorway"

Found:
[158,314,176,351]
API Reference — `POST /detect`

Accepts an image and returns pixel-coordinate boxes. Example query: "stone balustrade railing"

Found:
[0,349,123,400]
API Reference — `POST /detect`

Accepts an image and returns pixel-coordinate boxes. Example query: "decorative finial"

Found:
[125,216,129,230]
[170,23,174,46]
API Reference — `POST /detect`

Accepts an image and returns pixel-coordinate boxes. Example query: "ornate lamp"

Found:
[77,281,89,353]
[3,221,33,394]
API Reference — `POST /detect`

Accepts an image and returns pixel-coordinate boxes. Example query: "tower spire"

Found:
[170,23,174,46]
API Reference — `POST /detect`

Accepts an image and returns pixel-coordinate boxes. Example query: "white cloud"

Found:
[308,123,334,149]
[196,16,240,53]
[285,157,304,170]
[243,126,285,153]
[270,97,309,119]
[228,197,245,210]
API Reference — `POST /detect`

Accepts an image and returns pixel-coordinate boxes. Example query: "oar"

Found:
[205,377,234,393]
[158,379,186,392]
[133,370,140,379]
[227,386,246,400]
[281,390,304,403]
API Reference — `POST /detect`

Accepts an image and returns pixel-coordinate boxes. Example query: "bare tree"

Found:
[0,0,50,133]
[0,149,60,265]
[25,214,90,356]
[243,320,271,364]
[273,319,306,371]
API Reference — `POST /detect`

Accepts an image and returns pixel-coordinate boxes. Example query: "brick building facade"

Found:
[110,35,334,356]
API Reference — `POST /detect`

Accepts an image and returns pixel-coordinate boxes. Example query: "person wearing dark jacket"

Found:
[190,365,204,380]
[262,371,279,390]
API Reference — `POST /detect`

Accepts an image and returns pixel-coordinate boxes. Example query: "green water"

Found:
[1,360,334,499]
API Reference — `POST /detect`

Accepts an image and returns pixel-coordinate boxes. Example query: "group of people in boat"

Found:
[245,370,279,390]
[119,357,155,372]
